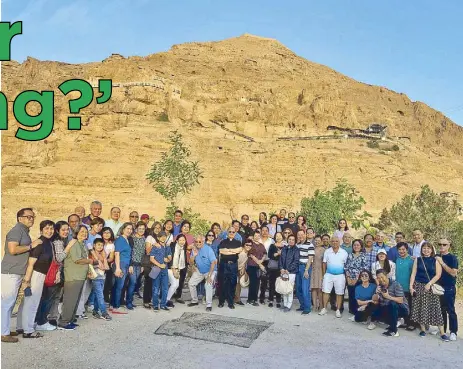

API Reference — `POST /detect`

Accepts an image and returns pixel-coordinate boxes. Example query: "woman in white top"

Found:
[171,234,188,304]
[163,220,175,246]
[371,249,396,282]
[267,214,279,238]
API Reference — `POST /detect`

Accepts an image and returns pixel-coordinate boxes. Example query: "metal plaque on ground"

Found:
[155,312,272,348]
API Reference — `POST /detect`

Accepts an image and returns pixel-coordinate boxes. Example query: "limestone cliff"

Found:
[2,34,462,237]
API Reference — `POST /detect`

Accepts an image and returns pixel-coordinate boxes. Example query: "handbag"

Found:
[45,241,62,287]
[149,265,161,279]
[275,275,294,295]
[87,264,98,280]
[421,257,445,296]
[268,259,279,270]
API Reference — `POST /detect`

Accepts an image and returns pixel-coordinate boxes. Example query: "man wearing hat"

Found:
[140,214,150,237]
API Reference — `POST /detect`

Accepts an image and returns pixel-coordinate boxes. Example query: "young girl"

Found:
[172,234,188,303]
[91,239,111,320]
[371,249,396,282]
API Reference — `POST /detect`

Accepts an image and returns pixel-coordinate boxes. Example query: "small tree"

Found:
[377,185,460,242]
[146,131,202,202]
[300,179,371,234]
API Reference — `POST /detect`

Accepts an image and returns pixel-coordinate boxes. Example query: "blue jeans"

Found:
[371,301,408,333]
[440,286,458,334]
[347,285,358,314]
[127,265,142,308]
[152,269,169,308]
[92,278,107,314]
[111,264,128,308]
[296,264,312,312]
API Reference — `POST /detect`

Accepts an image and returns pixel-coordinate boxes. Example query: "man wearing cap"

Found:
[105,207,123,236]
[188,236,217,311]
[140,214,150,237]
[218,228,243,309]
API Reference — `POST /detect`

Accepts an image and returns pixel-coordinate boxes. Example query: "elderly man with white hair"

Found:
[188,235,218,312]
[82,200,103,226]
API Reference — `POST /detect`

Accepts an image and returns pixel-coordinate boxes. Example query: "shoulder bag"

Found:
[421,257,445,296]
[44,241,62,287]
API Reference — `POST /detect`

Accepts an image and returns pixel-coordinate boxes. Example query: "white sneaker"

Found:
[397,318,405,328]
[36,322,57,331]
[318,308,327,316]
[450,333,457,341]
[349,315,356,322]
[367,323,376,330]
[335,310,342,318]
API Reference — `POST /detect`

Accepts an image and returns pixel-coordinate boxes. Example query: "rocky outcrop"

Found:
[2,34,462,237]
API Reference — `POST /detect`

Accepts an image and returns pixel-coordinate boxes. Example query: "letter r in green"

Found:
[0,21,22,61]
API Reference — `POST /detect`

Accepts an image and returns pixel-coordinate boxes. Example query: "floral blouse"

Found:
[344,252,369,280]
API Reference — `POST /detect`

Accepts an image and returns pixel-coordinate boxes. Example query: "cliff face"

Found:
[2,34,463,236]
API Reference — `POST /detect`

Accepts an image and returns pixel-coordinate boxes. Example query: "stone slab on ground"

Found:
[155,312,272,347]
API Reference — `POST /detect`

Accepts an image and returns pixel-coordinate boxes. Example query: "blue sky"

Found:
[3,0,463,125]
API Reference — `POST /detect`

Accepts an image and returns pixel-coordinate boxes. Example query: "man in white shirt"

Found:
[411,229,426,258]
[105,207,122,236]
[319,237,348,318]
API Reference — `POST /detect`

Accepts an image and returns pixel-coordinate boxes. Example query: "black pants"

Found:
[246,266,260,302]
[268,269,281,303]
[440,286,458,334]
[143,267,153,304]
[259,261,269,302]
[104,268,114,303]
[219,261,238,306]
[347,285,358,315]
[403,292,417,327]
[173,268,187,299]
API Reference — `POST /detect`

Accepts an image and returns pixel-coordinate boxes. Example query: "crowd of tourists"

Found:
[1,202,459,343]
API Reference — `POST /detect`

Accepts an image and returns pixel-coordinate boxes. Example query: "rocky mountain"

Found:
[2,34,462,237]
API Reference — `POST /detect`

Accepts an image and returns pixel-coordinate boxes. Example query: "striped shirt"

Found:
[297,242,315,264]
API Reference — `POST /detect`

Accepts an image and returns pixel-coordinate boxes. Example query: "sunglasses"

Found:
[130,215,139,218]
[437,243,449,246]
[289,216,295,219]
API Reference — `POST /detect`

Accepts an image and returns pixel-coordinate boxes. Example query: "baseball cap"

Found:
[377,248,387,255]
[141,214,149,220]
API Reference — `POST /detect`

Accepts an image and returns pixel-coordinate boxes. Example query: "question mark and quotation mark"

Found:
[59,79,112,129]
[0,21,113,141]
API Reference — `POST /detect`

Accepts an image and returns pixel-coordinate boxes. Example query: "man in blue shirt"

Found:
[149,232,172,311]
[436,238,459,341]
[187,236,217,311]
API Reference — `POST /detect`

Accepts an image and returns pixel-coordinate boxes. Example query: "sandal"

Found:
[23,332,43,338]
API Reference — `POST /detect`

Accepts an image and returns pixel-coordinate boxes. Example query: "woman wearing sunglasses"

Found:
[353,270,377,328]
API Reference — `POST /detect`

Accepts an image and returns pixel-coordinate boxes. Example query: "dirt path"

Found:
[2,299,462,369]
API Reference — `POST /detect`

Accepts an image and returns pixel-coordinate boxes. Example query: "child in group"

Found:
[91,239,112,321]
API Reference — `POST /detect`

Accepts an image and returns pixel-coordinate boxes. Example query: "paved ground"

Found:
[2,298,462,369]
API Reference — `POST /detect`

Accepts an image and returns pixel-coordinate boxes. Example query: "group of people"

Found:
[1,203,459,344]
